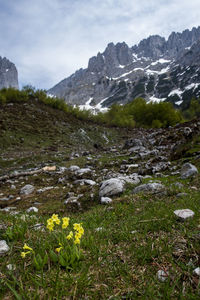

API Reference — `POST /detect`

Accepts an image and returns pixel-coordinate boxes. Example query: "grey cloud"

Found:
[0,0,200,89]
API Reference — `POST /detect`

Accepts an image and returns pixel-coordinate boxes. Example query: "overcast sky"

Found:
[0,0,200,90]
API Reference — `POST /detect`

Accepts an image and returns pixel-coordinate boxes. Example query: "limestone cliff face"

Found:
[48,26,200,110]
[0,56,18,89]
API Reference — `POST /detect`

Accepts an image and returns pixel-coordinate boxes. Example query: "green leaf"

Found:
[6,282,22,300]
[50,250,58,263]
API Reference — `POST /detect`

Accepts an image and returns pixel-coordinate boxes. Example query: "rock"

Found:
[157,270,168,282]
[75,168,92,178]
[193,267,200,276]
[7,264,16,271]
[64,197,81,210]
[99,178,125,197]
[180,163,198,179]
[133,182,165,194]
[176,193,188,198]
[174,209,194,220]
[26,207,38,213]
[74,179,96,186]
[43,166,56,171]
[0,240,10,255]
[124,138,144,149]
[100,197,112,204]
[20,184,35,195]
[95,227,103,232]
[37,186,54,193]
[68,165,80,172]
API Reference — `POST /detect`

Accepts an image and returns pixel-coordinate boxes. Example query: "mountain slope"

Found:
[48,27,200,111]
[0,56,18,89]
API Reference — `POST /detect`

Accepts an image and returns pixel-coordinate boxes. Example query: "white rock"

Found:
[68,165,80,172]
[75,168,92,178]
[174,209,194,220]
[100,197,112,204]
[157,270,168,282]
[26,207,38,213]
[181,163,198,179]
[193,267,200,276]
[95,227,103,232]
[133,182,165,194]
[0,240,10,255]
[37,186,54,193]
[99,178,124,197]
[7,264,16,271]
[20,184,35,195]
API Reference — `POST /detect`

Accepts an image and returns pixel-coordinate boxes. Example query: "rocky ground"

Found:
[0,101,200,298]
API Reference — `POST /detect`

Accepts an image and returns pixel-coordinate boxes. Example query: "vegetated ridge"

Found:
[0,94,200,298]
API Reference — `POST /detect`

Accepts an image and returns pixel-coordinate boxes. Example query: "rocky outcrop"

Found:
[48,26,200,110]
[0,57,18,89]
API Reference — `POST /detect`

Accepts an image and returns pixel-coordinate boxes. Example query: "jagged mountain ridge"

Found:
[0,56,18,89]
[48,27,200,111]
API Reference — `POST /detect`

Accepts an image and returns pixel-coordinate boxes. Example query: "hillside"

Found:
[48,26,200,111]
[0,100,200,299]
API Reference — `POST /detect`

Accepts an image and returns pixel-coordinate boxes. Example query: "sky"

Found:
[0,0,200,90]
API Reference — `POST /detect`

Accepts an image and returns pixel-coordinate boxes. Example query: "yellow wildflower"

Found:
[23,243,33,251]
[47,219,55,231]
[51,214,61,225]
[21,251,31,258]
[73,223,84,239]
[74,237,80,245]
[62,217,70,229]
[66,231,73,240]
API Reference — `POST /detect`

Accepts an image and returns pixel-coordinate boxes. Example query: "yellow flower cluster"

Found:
[21,243,34,258]
[46,214,84,249]
[73,223,84,245]
[62,217,70,229]
[46,214,61,231]
[47,215,70,232]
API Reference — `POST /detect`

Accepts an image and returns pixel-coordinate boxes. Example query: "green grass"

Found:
[0,172,199,299]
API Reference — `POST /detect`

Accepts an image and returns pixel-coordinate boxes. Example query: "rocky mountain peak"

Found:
[133,35,166,59]
[48,26,200,111]
[0,56,18,89]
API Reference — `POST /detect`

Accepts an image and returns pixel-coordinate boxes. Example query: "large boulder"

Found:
[132,182,165,194]
[99,178,125,197]
[180,163,198,179]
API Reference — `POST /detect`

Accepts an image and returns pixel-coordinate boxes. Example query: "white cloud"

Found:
[0,0,200,89]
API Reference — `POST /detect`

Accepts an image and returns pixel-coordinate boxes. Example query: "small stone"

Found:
[20,184,35,195]
[157,270,168,282]
[176,193,188,198]
[37,186,54,193]
[26,207,38,213]
[174,209,194,220]
[95,227,103,232]
[100,197,112,204]
[68,165,80,172]
[7,264,16,271]
[0,240,10,255]
[193,267,200,276]
[42,166,56,171]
